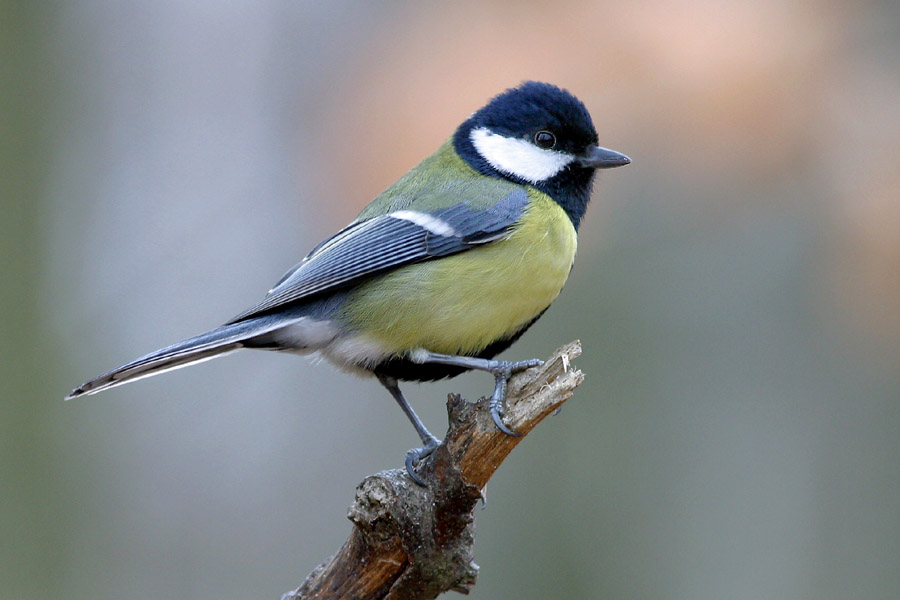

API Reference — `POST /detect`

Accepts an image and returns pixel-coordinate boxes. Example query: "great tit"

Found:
[66,81,630,484]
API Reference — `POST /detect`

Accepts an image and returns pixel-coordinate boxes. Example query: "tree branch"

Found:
[282,341,584,600]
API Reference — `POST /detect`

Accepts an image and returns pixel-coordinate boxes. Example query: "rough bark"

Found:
[282,341,584,600]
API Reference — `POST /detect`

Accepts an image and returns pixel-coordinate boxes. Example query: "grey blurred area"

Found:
[3,1,899,599]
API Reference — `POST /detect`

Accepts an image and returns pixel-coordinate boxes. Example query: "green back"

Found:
[356,140,525,219]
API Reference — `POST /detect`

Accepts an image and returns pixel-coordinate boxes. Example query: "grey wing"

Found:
[225,189,529,324]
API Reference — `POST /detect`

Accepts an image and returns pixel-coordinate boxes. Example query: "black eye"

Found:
[533,130,556,149]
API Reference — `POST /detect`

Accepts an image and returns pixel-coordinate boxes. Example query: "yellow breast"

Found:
[341,191,577,356]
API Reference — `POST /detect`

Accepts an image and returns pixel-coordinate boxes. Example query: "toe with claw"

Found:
[487,358,544,437]
[404,437,440,486]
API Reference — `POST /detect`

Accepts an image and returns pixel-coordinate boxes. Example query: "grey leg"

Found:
[410,351,543,436]
[377,374,440,485]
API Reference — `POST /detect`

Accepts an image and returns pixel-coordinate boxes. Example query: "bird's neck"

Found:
[452,122,594,231]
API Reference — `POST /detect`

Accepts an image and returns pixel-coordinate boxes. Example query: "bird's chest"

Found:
[344,195,577,356]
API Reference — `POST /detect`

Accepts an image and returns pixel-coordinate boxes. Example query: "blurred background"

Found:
[3,1,899,598]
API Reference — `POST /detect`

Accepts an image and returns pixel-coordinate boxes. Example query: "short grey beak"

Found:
[577,145,631,169]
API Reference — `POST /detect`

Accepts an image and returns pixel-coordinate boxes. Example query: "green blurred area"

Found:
[3,2,899,599]
[1,3,59,597]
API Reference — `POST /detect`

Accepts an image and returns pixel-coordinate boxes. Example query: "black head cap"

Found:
[454,81,629,229]
[466,81,598,149]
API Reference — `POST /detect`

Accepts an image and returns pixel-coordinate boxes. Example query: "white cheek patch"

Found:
[390,210,459,237]
[470,127,575,184]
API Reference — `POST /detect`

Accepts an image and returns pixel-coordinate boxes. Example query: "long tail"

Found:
[65,316,297,400]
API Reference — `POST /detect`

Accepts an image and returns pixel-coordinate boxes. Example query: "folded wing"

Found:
[226,189,529,324]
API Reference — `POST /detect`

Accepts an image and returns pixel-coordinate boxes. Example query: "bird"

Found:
[66,81,630,484]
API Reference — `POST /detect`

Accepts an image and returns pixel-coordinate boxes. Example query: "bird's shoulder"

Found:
[356,139,527,220]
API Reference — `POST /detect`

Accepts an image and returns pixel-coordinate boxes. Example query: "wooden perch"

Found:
[282,341,584,600]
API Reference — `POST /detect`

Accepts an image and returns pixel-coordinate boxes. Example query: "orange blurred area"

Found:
[320,0,839,182]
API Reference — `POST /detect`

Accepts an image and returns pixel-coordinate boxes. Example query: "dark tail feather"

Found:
[65,317,294,400]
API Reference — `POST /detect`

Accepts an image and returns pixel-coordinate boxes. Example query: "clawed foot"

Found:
[405,436,440,486]
[389,354,543,482]
[488,358,543,436]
